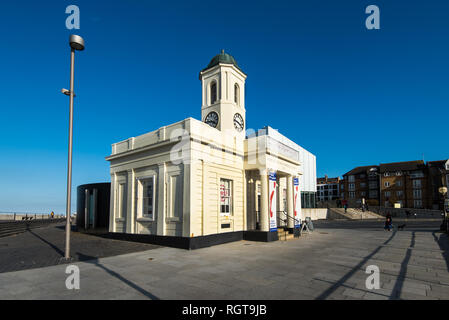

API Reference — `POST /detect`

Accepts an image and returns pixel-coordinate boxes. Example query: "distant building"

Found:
[340,159,449,209]
[379,160,429,209]
[340,166,379,206]
[316,175,340,201]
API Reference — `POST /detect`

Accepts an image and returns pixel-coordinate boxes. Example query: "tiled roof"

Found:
[379,160,425,173]
[343,165,378,176]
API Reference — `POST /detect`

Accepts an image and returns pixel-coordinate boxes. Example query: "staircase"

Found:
[328,208,384,220]
[277,228,295,241]
[0,219,65,238]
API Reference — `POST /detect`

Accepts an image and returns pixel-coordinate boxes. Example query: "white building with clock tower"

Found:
[106,51,316,249]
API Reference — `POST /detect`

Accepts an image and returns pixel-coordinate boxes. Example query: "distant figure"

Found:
[384,212,393,231]
[344,203,348,213]
[51,211,54,219]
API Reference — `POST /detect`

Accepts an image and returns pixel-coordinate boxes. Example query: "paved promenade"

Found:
[0,219,448,300]
[0,224,158,273]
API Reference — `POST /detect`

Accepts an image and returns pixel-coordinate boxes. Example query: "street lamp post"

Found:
[63,35,84,260]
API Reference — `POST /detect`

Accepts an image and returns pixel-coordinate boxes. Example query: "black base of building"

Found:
[103,230,279,250]
[243,230,279,242]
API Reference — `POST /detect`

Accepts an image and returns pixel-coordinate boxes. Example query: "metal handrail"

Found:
[277,211,302,238]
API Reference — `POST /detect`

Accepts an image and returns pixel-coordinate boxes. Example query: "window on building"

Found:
[384,172,390,177]
[369,190,378,198]
[414,200,423,208]
[413,179,422,188]
[397,180,402,187]
[360,182,366,188]
[360,174,366,179]
[220,179,233,215]
[397,191,403,198]
[211,81,217,104]
[413,189,422,199]
[385,191,391,197]
[348,175,355,182]
[410,171,424,178]
[396,171,402,176]
[168,174,183,219]
[369,181,377,189]
[384,182,390,187]
[349,192,355,198]
[361,191,366,197]
[137,177,155,220]
[234,83,240,105]
[349,183,355,191]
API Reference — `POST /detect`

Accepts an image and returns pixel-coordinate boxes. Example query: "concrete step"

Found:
[278,233,295,241]
[0,219,65,238]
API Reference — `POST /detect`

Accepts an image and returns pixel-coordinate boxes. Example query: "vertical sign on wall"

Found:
[269,172,277,232]
[293,177,301,228]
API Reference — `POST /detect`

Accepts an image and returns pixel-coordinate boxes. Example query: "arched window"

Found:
[210,81,217,104]
[234,83,240,105]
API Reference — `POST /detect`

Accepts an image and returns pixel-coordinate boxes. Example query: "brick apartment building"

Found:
[379,161,429,209]
[340,165,380,206]
[339,159,449,210]
[316,175,340,202]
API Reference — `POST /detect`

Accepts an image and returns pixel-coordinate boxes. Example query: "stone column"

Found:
[260,170,269,232]
[126,169,134,234]
[287,175,294,229]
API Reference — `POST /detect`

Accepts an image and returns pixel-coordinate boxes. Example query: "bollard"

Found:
[14,213,16,221]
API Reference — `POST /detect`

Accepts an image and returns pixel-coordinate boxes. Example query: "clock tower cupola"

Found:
[200,50,247,136]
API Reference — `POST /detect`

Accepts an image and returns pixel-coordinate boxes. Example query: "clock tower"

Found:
[200,50,247,136]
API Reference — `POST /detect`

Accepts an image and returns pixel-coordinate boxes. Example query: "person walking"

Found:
[344,203,348,213]
[384,212,393,231]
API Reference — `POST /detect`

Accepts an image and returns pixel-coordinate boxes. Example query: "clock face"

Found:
[233,113,244,132]
[205,111,219,128]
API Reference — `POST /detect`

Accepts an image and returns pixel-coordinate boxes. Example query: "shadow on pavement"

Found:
[76,252,159,300]
[391,231,415,299]
[432,231,449,272]
[315,229,398,300]
[27,229,64,257]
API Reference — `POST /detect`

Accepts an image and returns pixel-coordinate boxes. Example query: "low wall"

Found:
[302,208,329,220]
[369,206,443,218]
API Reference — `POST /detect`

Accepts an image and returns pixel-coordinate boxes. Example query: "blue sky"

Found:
[0,0,448,213]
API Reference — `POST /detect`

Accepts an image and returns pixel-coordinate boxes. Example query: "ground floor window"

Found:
[220,179,233,215]
[301,192,316,208]
[137,177,155,220]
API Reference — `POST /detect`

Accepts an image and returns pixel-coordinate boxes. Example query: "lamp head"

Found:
[69,35,85,51]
